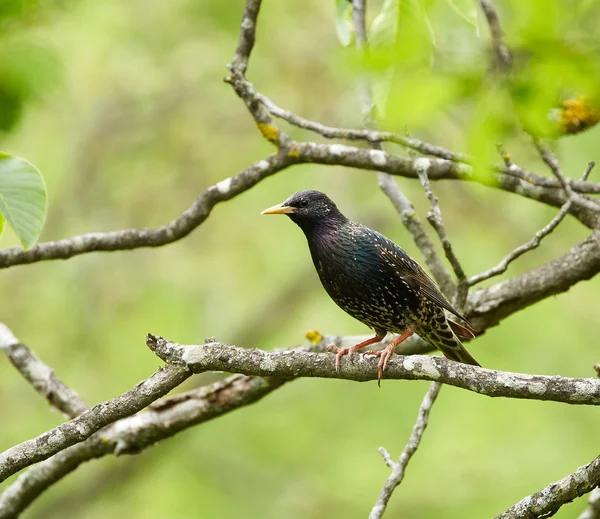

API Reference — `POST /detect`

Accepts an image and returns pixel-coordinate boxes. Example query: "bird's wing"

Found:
[373,231,474,331]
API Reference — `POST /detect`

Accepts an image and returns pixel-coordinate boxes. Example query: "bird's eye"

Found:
[300,200,309,208]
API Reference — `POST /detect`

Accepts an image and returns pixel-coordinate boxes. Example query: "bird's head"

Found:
[261,190,345,231]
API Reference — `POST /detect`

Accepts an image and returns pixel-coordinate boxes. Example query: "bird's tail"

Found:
[420,320,481,367]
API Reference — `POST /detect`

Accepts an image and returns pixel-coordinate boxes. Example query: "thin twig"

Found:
[478,0,512,69]
[0,323,88,418]
[230,0,262,74]
[415,158,469,305]
[257,91,469,162]
[369,382,442,519]
[468,161,596,286]
[579,487,600,519]
[377,175,455,295]
[495,456,600,518]
[534,140,600,214]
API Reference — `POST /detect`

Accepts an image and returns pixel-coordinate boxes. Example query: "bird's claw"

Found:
[363,347,395,386]
[326,344,353,373]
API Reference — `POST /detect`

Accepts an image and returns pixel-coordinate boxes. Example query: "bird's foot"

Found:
[363,344,396,386]
[326,334,385,374]
[326,344,354,373]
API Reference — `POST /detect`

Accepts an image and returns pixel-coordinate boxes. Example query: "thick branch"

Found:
[495,456,600,518]
[0,338,193,484]
[148,335,600,406]
[369,382,442,519]
[0,374,284,518]
[0,324,87,418]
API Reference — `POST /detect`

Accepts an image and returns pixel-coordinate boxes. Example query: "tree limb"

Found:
[0,153,292,269]
[0,338,192,484]
[0,374,284,519]
[149,335,600,406]
[495,456,600,518]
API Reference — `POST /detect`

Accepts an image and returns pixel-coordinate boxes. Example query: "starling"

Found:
[262,190,479,383]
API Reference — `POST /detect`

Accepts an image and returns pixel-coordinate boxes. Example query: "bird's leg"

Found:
[368,330,415,386]
[327,334,385,373]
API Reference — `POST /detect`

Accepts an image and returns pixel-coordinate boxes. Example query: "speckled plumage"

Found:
[262,190,479,378]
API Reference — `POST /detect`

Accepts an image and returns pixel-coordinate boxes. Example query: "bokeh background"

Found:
[1,0,599,517]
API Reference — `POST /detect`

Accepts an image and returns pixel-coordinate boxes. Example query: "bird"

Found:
[261,190,479,384]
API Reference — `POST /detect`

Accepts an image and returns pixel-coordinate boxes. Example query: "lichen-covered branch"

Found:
[0,338,193,484]
[495,456,600,518]
[149,335,600,406]
[0,374,285,519]
[369,382,442,519]
[0,324,87,418]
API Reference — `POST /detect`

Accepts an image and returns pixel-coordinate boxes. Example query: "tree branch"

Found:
[149,335,600,406]
[468,161,596,286]
[495,456,600,518]
[468,230,600,329]
[0,374,285,518]
[0,337,193,484]
[416,159,468,304]
[0,324,87,419]
[478,0,512,69]
[231,0,262,74]
[534,140,600,214]
[0,153,292,269]
[369,382,442,519]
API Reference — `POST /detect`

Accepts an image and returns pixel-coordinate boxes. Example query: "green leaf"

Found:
[0,152,47,249]
[0,213,4,237]
[370,0,398,48]
[335,0,354,47]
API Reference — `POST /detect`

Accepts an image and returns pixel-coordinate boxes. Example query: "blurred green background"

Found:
[1,0,599,517]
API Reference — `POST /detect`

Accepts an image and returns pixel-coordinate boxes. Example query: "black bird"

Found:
[261,190,479,383]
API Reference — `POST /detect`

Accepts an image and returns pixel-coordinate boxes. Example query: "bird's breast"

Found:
[307,233,420,332]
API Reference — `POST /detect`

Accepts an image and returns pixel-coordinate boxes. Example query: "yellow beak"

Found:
[261,203,295,215]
